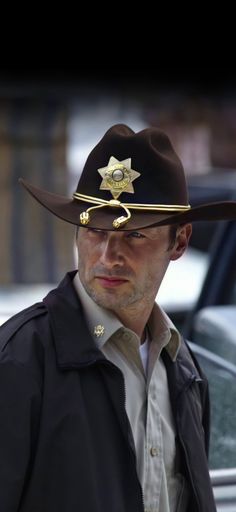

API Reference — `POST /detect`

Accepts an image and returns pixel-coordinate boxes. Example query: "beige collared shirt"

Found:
[74,273,189,512]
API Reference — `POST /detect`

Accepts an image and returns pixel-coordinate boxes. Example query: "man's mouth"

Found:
[95,276,129,288]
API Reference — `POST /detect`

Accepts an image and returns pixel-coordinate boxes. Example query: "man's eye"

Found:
[88,228,103,234]
[128,231,145,238]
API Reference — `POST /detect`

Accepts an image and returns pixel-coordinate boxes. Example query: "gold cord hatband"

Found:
[73,192,191,228]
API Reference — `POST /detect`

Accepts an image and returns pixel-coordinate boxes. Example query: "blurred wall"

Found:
[0,97,74,284]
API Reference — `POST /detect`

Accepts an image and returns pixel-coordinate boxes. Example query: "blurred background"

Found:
[1,66,236,285]
[1,69,236,492]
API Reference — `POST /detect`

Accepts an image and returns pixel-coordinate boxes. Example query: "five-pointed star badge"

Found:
[98,156,141,199]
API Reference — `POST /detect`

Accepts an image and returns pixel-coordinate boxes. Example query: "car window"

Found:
[192,306,236,365]
[190,343,236,470]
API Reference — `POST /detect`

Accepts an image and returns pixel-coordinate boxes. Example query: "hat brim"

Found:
[19,178,236,230]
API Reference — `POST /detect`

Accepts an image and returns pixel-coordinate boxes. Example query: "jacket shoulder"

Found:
[0,302,47,351]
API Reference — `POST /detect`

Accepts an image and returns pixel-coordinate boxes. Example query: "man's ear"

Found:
[170,223,192,261]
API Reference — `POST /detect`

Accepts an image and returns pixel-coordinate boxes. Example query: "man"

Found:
[1,124,236,512]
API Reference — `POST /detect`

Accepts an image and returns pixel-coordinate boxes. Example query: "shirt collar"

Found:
[148,302,181,361]
[73,272,181,361]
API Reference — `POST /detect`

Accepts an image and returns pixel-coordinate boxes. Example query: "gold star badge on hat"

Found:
[98,156,140,200]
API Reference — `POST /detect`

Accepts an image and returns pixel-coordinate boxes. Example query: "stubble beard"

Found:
[82,278,146,310]
[79,265,155,313]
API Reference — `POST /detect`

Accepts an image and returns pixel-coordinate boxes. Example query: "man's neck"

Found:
[114,303,153,344]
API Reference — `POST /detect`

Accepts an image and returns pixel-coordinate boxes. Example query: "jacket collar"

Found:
[43,272,105,368]
[162,339,203,406]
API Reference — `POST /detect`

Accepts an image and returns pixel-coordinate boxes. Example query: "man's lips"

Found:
[95,276,129,288]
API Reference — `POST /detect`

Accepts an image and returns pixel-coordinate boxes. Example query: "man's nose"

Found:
[99,237,125,268]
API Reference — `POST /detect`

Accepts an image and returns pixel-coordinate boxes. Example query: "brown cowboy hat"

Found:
[19,124,236,230]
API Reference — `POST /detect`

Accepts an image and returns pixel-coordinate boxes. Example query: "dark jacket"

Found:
[0,272,216,512]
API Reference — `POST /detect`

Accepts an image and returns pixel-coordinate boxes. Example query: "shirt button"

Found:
[150,446,158,457]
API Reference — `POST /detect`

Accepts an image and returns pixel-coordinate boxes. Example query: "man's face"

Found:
[76,224,191,315]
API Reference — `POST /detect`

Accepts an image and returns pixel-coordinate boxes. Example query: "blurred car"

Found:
[176,173,236,509]
[158,169,236,328]
[158,216,236,331]
[182,173,236,512]
[183,218,236,340]
[211,468,236,512]
[189,309,236,511]
[158,246,208,314]
[190,340,236,511]
[191,305,236,364]
[186,168,236,252]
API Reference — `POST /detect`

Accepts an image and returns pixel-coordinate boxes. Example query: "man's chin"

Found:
[91,291,120,310]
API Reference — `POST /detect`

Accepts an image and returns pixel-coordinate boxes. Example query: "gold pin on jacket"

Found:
[94,325,105,337]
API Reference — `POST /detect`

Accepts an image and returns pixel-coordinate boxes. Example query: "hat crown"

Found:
[19,122,236,230]
[77,124,189,205]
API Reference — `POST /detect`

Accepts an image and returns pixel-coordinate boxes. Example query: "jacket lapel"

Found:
[162,342,215,511]
[43,272,136,455]
[43,272,105,368]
